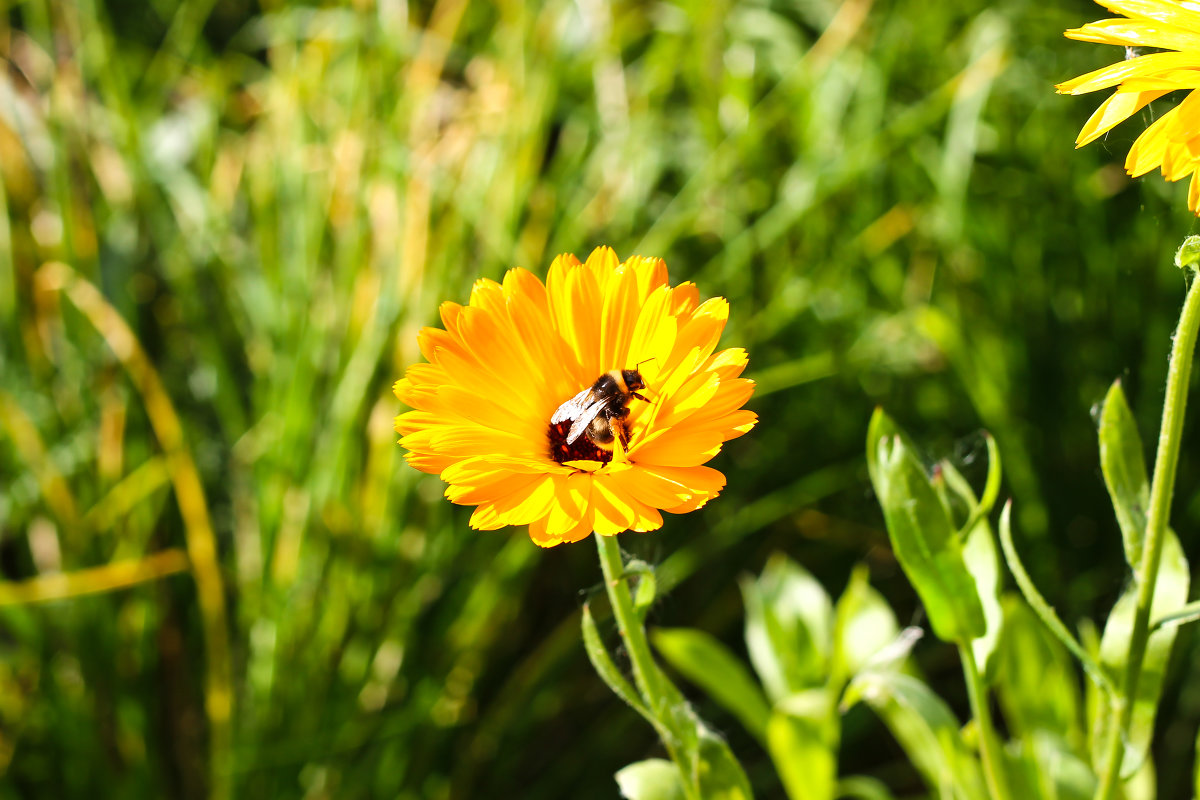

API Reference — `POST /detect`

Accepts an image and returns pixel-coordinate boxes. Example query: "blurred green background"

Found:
[3,0,1200,797]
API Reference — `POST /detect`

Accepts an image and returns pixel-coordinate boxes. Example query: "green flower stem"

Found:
[1095,271,1200,800]
[595,532,695,798]
[959,644,1011,800]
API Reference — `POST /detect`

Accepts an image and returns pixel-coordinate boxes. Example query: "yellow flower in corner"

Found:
[1056,0,1200,213]
[394,247,757,547]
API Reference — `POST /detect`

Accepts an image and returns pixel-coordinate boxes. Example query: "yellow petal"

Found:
[1076,88,1169,147]
[600,263,644,372]
[1056,51,1200,95]
[606,465,692,509]
[1125,107,1175,175]
[1066,19,1200,51]
[631,427,725,468]
[1095,0,1200,31]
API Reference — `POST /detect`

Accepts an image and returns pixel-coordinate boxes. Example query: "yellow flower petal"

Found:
[1067,19,1200,51]
[1096,0,1200,30]
[1075,88,1168,147]
[1057,51,1200,96]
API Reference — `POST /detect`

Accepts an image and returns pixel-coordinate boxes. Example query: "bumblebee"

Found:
[550,369,649,457]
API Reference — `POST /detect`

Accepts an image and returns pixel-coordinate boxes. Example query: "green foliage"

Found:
[1098,381,1150,571]
[866,409,987,643]
[656,555,908,800]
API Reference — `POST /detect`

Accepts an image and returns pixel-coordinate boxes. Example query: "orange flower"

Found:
[394,247,757,547]
[1057,0,1200,213]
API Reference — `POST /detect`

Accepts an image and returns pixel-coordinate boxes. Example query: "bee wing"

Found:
[566,399,612,444]
[550,388,593,425]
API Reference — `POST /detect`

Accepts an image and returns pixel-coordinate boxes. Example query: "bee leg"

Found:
[630,392,649,404]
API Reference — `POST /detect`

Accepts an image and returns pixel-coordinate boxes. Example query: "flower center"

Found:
[548,419,618,465]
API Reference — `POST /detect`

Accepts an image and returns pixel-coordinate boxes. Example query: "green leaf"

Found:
[844,670,988,800]
[1093,530,1189,778]
[651,626,771,742]
[994,595,1082,748]
[1098,381,1150,571]
[767,690,838,800]
[866,409,986,643]
[830,564,900,690]
[615,759,687,800]
[581,603,654,726]
[740,554,832,702]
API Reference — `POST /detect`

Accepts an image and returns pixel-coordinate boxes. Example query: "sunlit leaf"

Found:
[866,409,986,644]
[651,626,771,742]
[1098,381,1150,571]
[615,759,687,800]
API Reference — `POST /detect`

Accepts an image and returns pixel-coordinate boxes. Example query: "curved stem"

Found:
[1094,274,1200,800]
[596,532,663,708]
[960,644,1010,800]
[595,532,697,799]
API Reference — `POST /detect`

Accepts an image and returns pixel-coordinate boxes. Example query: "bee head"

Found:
[621,369,646,392]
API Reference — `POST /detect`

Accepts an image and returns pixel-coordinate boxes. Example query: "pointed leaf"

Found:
[1098,381,1150,570]
[651,626,771,742]
[866,409,986,643]
[616,759,687,800]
